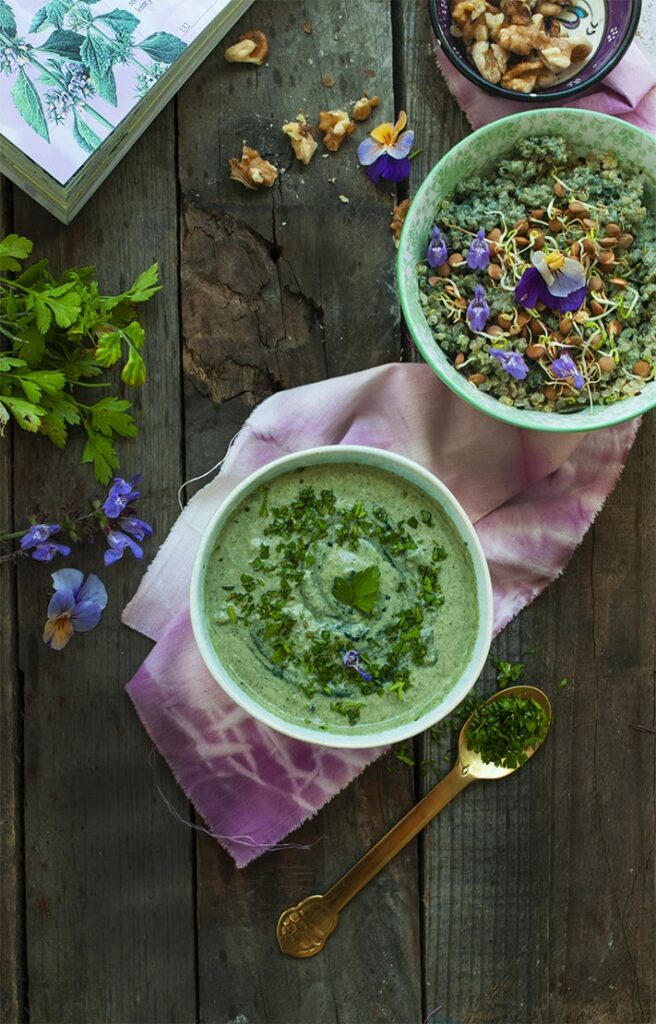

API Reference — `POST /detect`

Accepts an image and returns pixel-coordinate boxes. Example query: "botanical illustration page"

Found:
[0,0,229,184]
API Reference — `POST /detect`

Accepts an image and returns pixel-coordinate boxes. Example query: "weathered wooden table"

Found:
[1,2,655,1021]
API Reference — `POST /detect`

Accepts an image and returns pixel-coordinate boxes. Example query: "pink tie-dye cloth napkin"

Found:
[435,41,656,132]
[124,363,639,867]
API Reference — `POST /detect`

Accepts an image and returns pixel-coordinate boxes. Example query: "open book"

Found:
[0,0,253,221]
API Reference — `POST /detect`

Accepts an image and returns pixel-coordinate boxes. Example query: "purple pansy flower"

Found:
[42,569,108,651]
[343,649,373,682]
[489,348,530,381]
[468,229,490,270]
[551,353,584,389]
[467,284,490,333]
[102,474,141,519]
[426,226,448,268]
[20,523,71,562]
[515,250,587,313]
[357,110,414,185]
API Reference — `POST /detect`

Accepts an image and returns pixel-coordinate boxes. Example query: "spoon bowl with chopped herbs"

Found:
[398,108,656,432]
[277,684,551,957]
[190,445,493,749]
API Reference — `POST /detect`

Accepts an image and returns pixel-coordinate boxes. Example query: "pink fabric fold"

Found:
[435,40,656,132]
[124,363,639,866]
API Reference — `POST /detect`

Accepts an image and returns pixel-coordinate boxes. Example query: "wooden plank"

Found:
[178,1,421,1019]
[399,6,654,1020]
[11,111,198,1023]
[0,175,28,1024]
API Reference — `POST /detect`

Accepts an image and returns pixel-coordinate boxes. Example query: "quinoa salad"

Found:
[416,136,656,413]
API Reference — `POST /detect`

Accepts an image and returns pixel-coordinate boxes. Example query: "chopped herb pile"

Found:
[215,483,450,725]
[466,695,549,769]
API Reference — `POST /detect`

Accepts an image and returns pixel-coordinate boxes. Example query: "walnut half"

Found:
[282,114,318,165]
[229,145,278,189]
[318,110,355,151]
[224,30,269,65]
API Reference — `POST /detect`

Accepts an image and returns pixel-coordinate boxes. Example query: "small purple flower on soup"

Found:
[20,523,71,562]
[466,284,490,333]
[43,569,108,651]
[468,229,490,270]
[515,250,587,313]
[426,226,448,268]
[357,110,414,184]
[551,353,584,389]
[102,475,141,519]
[489,348,529,381]
[343,649,373,682]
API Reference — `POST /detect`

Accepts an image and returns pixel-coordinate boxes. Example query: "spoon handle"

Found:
[325,763,474,913]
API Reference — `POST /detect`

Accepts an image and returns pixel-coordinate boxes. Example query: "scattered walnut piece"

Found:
[224,30,269,65]
[282,113,318,165]
[390,199,410,248]
[322,73,335,87]
[352,95,381,121]
[303,20,313,33]
[318,109,355,151]
[229,145,278,189]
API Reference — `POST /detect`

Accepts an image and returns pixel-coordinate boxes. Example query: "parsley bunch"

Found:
[0,233,160,483]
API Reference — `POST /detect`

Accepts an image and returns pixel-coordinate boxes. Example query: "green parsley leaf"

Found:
[0,233,32,272]
[81,431,120,484]
[332,565,381,615]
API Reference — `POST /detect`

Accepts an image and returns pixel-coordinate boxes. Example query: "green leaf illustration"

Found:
[91,65,117,106]
[0,0,17,36]
[97,8,139,33]
[138,31,186,64]
[38,29,84,59]
[73,112,102,153]
[80,31,112,77]
[29,5,49,32]
[12,71,50,142]
[44,0,70,29]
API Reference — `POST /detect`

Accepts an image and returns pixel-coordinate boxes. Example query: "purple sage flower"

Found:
[343,649,373,682]
[43,569,108,651]
[551,353,584,389]
[515,250,587,313]
[426,227,448,268]
[489,348,530,381]
[20,523,71,562]
[103,527,145,566]
[467,229,490,270]
[466,284,490,333]
[102,475,141,519]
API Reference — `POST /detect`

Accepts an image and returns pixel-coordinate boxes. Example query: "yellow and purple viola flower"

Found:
[20,523,71,561]
[468,229,490,271]
[357,110,414,184]
[489,348,529,381]
[343,649,372,682]
[515,250,587,313]
[427,227,448,268]
[43,569,108,651]
[551,352,584,389]
[467,284,490,332]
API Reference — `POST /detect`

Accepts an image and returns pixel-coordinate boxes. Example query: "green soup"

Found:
[204,463,479,736]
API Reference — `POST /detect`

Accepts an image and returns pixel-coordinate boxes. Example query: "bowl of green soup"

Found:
[190,446,493,749]
[398,109,656,432]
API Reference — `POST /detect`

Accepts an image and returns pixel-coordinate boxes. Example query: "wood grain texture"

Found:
[178,2,420,1020]
[11,113,197,1024]
[0,175,28,1024]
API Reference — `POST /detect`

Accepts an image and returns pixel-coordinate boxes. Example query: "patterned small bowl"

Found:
[397,108,656,433]
[430,0,642,101]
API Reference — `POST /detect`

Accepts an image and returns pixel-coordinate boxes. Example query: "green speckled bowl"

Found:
[397,109,656,432]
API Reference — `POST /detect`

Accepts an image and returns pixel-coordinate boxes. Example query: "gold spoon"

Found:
[276,684,551,958]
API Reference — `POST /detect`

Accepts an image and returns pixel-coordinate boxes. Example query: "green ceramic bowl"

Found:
[397,109,656,432]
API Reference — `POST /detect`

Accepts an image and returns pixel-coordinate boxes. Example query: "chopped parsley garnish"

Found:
[494,658,525,688]
[466,695,549,769]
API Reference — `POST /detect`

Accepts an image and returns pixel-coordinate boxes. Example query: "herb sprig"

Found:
[0,234,160,483]
[466,695,549,769]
